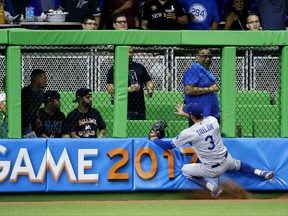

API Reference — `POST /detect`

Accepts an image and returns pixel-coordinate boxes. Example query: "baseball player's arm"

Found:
[174,104,189,118]
[97,129,106,138]
[145,80,154,97]
[185,84,219,95]
[150,138,176,150]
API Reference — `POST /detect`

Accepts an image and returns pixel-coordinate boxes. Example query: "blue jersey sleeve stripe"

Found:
[153,139,175,150]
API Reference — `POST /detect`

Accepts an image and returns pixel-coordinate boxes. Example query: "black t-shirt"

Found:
[142,0,186,30]
[21,86,45,128]
[60,0,101,22]
[64,107,106,138]
[107,62,152,113]
[35,108,66,138]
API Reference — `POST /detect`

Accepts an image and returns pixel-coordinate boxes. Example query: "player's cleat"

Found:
[261,171,275,180]
[211,186,222,198]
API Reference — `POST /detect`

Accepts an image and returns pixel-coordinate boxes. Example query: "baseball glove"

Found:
[149,120,168,139]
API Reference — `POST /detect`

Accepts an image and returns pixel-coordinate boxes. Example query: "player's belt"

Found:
[211,151,228,168]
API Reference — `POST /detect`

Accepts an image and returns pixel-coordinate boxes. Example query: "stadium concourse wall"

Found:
[0,30,288,192]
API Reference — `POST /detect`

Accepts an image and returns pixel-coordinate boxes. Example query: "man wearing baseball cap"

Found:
[149,103,275,198]
[35,90,66,138]
[63,88,106,138]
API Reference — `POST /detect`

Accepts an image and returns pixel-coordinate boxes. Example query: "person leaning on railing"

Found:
[106,46,154,120]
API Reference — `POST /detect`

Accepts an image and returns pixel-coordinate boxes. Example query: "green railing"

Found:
[1,29,288,138]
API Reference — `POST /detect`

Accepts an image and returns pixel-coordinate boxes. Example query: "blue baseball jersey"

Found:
[178,0,219,30]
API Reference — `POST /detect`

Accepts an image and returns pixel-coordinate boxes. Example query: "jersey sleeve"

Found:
[96,112,106,130]
[141,2,151,21]
[172,128,195,148]
[139,63,152,83]
[174,1,187,17]
[92,0,101,17]
[62,111,78,134]
[212,0,220,23]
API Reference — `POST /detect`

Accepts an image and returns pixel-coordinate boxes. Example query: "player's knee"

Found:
[181,165,191,178]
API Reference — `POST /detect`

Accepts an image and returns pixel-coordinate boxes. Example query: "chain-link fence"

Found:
[0,45,282,138]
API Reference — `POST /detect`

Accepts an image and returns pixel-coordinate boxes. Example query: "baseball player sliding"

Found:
[149,103,274,198]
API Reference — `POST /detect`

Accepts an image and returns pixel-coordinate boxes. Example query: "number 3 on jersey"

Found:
[205,135,215,150]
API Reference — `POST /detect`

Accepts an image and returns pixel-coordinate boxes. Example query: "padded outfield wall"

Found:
[0,138,287,192]
[0,30,288,192]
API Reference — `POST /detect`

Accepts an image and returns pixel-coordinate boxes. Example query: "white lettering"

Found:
[78,149,99,183]
[47,148,77,183]
[10,149,36,182]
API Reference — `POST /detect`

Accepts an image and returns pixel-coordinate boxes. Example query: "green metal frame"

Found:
[2,29,288,138]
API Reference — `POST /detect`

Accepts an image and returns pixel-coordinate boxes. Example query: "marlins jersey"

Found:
[172,116,226,164]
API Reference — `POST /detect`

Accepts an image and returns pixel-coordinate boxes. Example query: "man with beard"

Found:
[183,48,220,126]
[34,90,66,138]
[106,47,154,120]
[63,88,106,138]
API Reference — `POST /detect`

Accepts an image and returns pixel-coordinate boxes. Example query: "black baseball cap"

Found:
[73,88,92,102]
[43,90,60,104]
[183,103,204,118]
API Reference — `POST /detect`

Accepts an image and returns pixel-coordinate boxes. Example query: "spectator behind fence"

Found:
[21,69,48,137]
[0,76,6,138]
[113,13,128,30]
[246,13,261,31]
[106,47,154,120]
[58,0,101,29]
[63,88,106,138]
[183,48,220,126]
[141,0,188,30]
[34,90,66,138]
[224,0,248,30]
[102,0,139,29]
[257,0,286,30]
[81,15,98,30]
[178,0,220,30]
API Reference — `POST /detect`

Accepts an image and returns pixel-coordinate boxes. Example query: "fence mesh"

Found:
[0,45,282,138]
